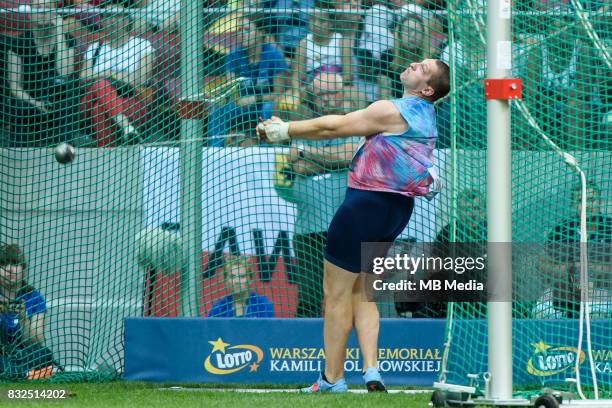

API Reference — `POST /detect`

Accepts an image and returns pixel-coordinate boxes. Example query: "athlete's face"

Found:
[400,59,438,99]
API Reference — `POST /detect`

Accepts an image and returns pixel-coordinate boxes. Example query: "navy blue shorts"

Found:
[324,187,415,273]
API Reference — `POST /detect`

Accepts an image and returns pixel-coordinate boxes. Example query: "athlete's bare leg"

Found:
[352,273,379,370]
[323,260,360,383]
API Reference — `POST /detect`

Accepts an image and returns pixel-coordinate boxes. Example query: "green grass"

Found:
[0,382,434,407]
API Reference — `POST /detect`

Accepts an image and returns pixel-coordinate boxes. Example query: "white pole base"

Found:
[560,401,612,407]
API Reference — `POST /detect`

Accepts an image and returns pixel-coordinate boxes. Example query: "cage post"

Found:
[486,0,513,401]
[179,0,204,316]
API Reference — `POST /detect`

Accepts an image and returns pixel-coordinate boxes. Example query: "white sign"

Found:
[497,41,512,70]
[500,0,510,19]
[141,147,446,255]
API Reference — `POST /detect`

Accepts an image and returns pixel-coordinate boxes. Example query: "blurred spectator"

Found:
[548,182,611,243]
[415,0,447,10]
[134,227,185,276]
[400,0,445,52]
[524,10,593,149]
[208,255,275,318]
[396,189,487,318]
[331,0,360,86]
[435,188,487,243]
[356,0,401,66]
[134,226,185,317]
[332,0,361,42]
[275,72,359,317]
[592,3,610,38]
[1,6,84,146]
[532,285,612,319]
[597,76,611,149]
[58,0,102,5]
[536,182,612,318]
[102,0,143,7]
[58,0,106,50]
[0,2,32,38]
[267,0,315,55]
[286,8,355,108]
[208,18,288,146]
[132,0,180,34]
[79,5,155,146]
[439,22,485,78]
[351,0,401,104]
[437,16,487,148]
[379,13,431,100]
[0,244,56,380]
[592,39,611,149]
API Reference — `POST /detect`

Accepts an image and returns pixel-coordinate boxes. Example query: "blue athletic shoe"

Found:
[300,373,348,393]
[363,367,387,392]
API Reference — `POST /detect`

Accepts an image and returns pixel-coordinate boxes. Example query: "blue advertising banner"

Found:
[125,318,612,387]
[447,319,612,387]
[124,318,445,385]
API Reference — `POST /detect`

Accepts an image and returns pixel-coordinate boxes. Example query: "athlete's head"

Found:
[400,58,450,102]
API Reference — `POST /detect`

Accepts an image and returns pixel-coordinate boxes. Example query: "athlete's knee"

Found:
[324,282,352,305]
[324,261,358,303]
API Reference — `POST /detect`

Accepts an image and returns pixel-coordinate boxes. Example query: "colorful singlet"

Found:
[348,96,437,197]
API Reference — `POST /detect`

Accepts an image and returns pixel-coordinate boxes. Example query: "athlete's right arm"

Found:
[258,100,405,142]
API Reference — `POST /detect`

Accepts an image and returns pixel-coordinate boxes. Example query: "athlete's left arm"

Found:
[289,101,402,140]
[287,100,399,140]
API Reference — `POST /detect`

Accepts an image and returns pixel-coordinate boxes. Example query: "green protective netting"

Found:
[438,0,611,399]
[0,0,609,391]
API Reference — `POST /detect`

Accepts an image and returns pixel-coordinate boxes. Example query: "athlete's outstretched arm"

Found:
[258,100,400,142]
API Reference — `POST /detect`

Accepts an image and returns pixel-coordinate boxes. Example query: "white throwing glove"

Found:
[257,117,291,143]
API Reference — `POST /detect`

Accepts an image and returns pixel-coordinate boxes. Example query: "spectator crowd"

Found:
[0,1,608,383]
[1,0,610,323]
[0,0,608,148]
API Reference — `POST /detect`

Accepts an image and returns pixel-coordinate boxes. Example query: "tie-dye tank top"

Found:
[348,96,437,197]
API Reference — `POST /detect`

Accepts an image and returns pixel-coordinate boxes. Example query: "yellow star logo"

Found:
[209,337,230,354]
[249,362,259,372]
[532,340,552,354]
